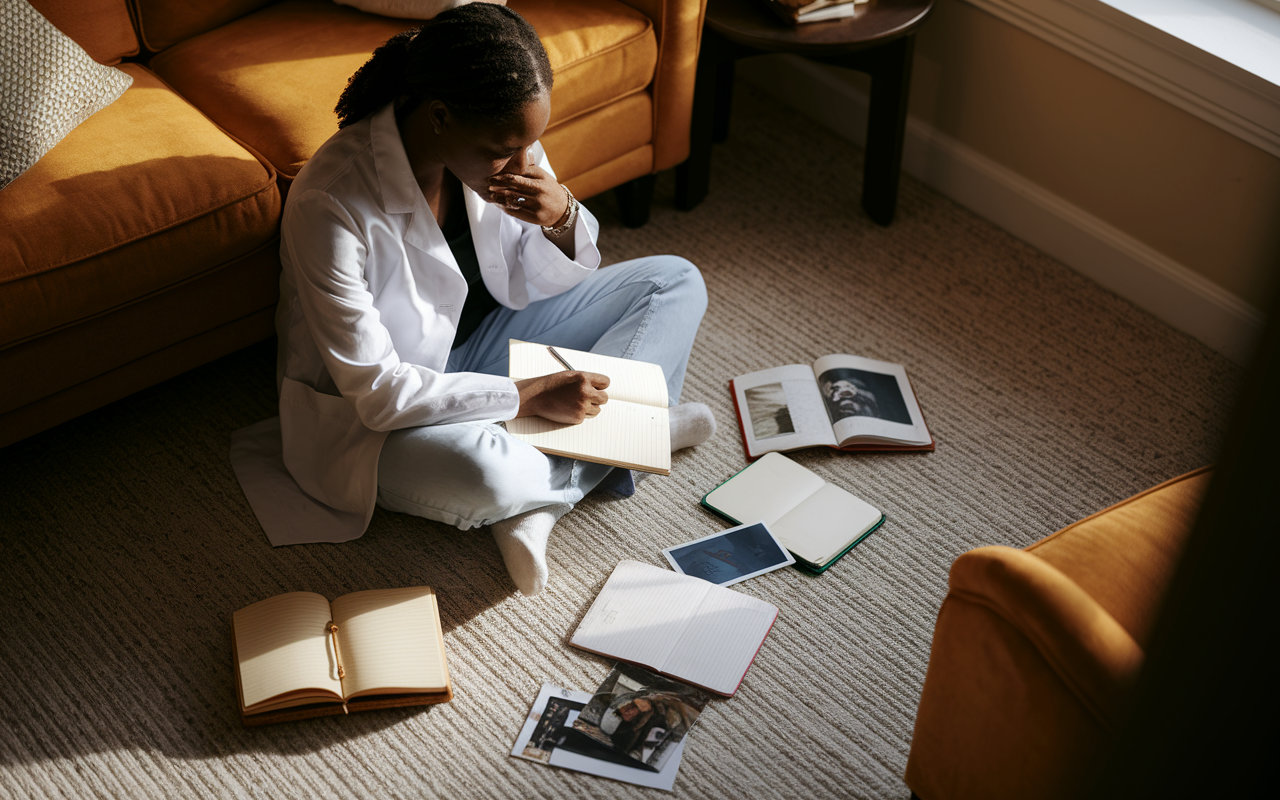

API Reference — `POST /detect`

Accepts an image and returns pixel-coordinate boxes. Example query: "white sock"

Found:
[490,503,570,597]
[670,403,716,451]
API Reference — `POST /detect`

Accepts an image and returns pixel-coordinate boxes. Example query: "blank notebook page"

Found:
[571,561,714,672]
[705,451,826,525]
[660,587,778,696]
[773,482,882,565]
[330,587,448,699]
[234,592,341,709]
[505,402,671,473]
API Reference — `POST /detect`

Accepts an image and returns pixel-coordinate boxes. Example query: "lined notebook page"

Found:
[506,402,671,474]
[330,587,448,700]
[661,586,778,696]
[571,561,713,673]
[704,452,825,526]
[508,340,669,408]
[233,592,341,710]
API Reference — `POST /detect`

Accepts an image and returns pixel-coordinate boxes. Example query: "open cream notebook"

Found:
[702,453,885,574]
[231,587,451,726]
[506,340,671,474]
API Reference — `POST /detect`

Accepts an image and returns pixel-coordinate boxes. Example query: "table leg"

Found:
[615,174,657,227]
[713,60,736,143]
[858,34,914,226]
[675,33,727,211]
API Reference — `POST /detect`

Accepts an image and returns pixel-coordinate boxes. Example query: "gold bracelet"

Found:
[541,184,578,239]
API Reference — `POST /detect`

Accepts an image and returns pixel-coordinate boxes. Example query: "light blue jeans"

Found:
[375,255,708,530]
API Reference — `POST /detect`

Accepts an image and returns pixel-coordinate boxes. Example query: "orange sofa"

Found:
[904,467,1210,800]
[1,0,706,448]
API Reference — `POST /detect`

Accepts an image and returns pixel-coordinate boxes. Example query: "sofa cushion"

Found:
[148,0,656,182]
[0,63,281,349]
[133,0,276,53]
[27,0,138,65]
[1,0,134,189]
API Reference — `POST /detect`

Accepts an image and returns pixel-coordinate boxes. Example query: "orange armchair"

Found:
[904,467,1211,800]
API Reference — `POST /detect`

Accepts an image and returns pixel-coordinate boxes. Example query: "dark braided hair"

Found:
[335,4,553,129]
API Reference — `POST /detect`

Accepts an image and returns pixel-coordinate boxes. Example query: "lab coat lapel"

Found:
[370,102,460,275]
[465,185,516,307]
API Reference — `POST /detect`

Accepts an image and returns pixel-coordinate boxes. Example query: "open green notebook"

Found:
[701,453,885,574]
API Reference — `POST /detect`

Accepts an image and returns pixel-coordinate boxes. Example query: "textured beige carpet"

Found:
[0,85,1239,799]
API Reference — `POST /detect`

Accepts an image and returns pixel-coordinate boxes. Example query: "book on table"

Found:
[764,0,868,25]
[231,586,452,726]
[569,560,778,697]
[702,452,885,574]
[506,339,671,474]
[730,353,933,460]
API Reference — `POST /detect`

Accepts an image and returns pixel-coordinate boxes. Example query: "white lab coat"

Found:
[231,101,602,545]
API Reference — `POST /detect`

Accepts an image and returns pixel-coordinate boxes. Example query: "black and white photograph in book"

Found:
[818,368,912,425]
[573,664,710,773]
[743,383,795,439]
[663,521,795,586]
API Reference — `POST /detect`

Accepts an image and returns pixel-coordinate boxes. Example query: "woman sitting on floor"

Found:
[268,4,714,595]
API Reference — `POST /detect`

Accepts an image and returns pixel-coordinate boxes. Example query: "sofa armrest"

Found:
[615,0,707,171]
[904,546,1142,800]
[950,546,1143,721]
[1027,467,1210,645]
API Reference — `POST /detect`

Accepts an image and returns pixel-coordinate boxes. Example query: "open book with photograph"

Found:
[730,353,933,460]
[231,587,451,726]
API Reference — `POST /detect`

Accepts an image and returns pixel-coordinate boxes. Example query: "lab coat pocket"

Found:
[280,377,390,515]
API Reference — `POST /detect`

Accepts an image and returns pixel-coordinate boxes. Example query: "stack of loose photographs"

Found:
[511,522,796,790]
[511,664,710,790]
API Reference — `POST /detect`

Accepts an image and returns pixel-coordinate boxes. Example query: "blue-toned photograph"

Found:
[663,522,794,586]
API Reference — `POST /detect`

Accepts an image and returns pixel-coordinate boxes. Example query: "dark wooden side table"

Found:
[675,0,934,225]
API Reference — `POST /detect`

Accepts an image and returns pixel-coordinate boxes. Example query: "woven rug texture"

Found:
[0,85,1240,799]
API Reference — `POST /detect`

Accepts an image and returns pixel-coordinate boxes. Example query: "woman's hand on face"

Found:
[514,371,609,424]
[488,164,569,227]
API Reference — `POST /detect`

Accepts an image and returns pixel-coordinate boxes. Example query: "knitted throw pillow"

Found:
[0,0,133,189]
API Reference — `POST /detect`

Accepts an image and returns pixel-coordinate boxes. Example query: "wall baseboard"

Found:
[737,54,1265,364]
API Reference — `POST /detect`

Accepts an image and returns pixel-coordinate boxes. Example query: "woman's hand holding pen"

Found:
[515,371,610,424]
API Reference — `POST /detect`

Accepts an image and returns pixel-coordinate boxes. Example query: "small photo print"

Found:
[573,664,711,773]
[662,521,795,587]
[521,694,586,763]
[817,367,911,425]
[744,383,795,440]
